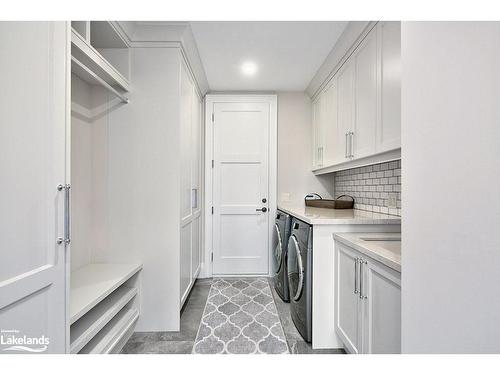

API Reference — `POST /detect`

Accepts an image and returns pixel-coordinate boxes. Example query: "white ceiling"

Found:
[189,21,348,92]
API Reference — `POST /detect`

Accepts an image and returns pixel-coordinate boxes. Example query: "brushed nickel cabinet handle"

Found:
[350,131,354,158]
[345,133,348,158]
[354,257,359,294]
[58,183,71,245]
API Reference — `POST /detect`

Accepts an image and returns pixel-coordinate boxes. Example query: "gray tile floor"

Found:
[121,278,345,354]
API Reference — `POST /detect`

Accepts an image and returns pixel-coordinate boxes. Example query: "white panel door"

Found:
[335,244,361,354]
[353,26,378,159]
[213,102,270,275]
[377,21,401,153]
[0,22,68,353]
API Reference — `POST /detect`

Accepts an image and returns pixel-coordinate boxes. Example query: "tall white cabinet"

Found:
[0,21,68,354]
[312,21,401,173]
[180,60,203,307]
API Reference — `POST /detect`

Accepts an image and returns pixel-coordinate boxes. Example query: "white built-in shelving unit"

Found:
[70,21,140,354]
[71,21,130,103]
[69,263,141,354]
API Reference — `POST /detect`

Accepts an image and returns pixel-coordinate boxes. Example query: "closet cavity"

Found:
[70,21,142,354]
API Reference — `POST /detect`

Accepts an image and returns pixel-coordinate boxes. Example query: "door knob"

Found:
[256,207,268,213]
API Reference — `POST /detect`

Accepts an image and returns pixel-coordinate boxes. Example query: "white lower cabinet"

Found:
[336,244,363,353]
[363,258,401,353]
[335,242,401,354]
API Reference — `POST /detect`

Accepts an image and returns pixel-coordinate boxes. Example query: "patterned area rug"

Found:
[192,278,289,354]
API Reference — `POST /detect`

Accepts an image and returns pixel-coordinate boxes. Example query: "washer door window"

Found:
[287,234,304,301]
[274,223,283,273]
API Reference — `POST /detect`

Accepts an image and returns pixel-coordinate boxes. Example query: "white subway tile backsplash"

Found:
[334,160,402,216]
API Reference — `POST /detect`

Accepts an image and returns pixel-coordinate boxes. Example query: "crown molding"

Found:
[306,21,377,100]
[115,21,209,95]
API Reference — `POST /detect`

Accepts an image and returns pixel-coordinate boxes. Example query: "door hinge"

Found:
[211,159,214,168]
[211,252,214,262]
[211,113,214,122]
[211,206,214,214]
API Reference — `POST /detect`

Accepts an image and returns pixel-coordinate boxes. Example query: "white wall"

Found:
[277,92,334,205]
[402,22,500,353]
[70,75,93,271]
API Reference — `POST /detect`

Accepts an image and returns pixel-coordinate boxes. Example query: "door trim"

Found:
[202,94,277,278]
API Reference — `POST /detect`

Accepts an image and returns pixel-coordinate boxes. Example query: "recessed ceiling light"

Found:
[241,61,258,76]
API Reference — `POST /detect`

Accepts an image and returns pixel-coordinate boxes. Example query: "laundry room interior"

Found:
[2,9,500,361]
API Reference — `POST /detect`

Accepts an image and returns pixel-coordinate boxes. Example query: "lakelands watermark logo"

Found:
[1,329,49,353]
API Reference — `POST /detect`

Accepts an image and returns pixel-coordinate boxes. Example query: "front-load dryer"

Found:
[287,217,313,342]
[273,210,292,302]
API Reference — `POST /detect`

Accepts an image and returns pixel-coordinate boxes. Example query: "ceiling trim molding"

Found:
[115,21,210,95]
[306,21,378,100]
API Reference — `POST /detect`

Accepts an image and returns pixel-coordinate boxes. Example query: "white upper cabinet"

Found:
[312,95,323,168]
[353,26,378,159]
[377,21,401,153]
[337,57,355,162]
[323,79,341,166]
[311,22,401,172]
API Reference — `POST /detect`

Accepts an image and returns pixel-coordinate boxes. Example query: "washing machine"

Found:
[273,210,292,302]
[287,217,313,342]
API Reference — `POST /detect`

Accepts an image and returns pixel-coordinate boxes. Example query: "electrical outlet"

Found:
[281,192,291,202]
[387,193,397,208]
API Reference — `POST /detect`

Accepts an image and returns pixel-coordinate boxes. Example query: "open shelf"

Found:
[71,56,129,103]
[70,263,142,324]
[90,21,128,49]
[79,307,139,354]
[70,285,137,353]
[71,28,130,94]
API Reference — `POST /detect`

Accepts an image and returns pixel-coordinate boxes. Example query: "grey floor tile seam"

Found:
[268,278,297,353]
[191,279,214,354]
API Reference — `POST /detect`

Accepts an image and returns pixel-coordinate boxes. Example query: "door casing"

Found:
[202,94,277,278]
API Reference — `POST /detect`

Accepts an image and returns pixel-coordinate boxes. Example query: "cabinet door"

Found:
[337,59,354,162]
[191,87,201,214]
[335,243,361,353]
[312,96,323,169]
[353,26,378,159]
[180,61,193,221]
[180,223,192,304]
[322,79,341,166]
[191,216,201,279]
[362,259,401,354]
[377,21,401,152]
[0,22,68,353]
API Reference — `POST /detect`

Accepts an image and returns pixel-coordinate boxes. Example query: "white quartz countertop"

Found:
[333,232,401,272]
[277,204,401,225]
